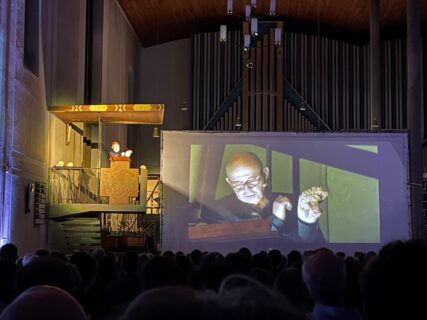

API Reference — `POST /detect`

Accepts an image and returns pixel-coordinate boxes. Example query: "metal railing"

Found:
[146,174,161,215]
[48,167,101,204]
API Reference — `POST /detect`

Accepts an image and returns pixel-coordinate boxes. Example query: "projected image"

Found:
[161,132,410,253]
[196,151,329,243]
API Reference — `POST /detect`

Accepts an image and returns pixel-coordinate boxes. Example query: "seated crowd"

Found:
[0,240,426,320]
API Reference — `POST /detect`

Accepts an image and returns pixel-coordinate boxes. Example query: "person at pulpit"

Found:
[104,141,138,237]
[200,151,328,243]
[110,141,122,157]
[109,141,133,159]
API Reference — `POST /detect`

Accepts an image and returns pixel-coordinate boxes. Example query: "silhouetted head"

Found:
[238,247,252,260]
[302,248,346,306]
[287,250,302,268]
[275,268,312,312]
[361,240,427,320]
[121,286,217,320]
[163,250,175,259]
[50,251,67,263]
[252,253,272,272]
[0,243,18,262]
[225,252,251,274]
[141,256,181,290]
[0,259,17,304]
[120,251,139,274]
[219,274,263,294]
[249,267,270,285]
[219,283,304,320]
[91,248,105,260]
[268,249,283,267]
[174,254,194,284]
[336,251,346,259]
[190,249,202,265]
[0,286,87,320]
[35,249,49,257]
[69,252,97,287]
[96,255,117,284]
[17,257,74,295]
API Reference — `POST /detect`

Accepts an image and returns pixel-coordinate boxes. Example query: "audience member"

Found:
[0,243,18,262]
[141,255,181,290]
[219,274,263,294]
[121,286,217,320]
[87,255,117,320]
[17,256,74,295]
[69,252,97,311]
[275,267,312,314]
[224,252,251,274]
[219,281,304,320]
[0,240,424,320]
[302,248,364,320]
[361,240,427,320]
[50,250,68,262]
[174,254,194,285]
[190,249,202,266]
[287,250,302,268]
[0,286,87,320]
[34,249,50,257]
[0,260,17,305]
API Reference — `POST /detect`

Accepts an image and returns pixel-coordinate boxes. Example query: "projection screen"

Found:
[161,131,410,254]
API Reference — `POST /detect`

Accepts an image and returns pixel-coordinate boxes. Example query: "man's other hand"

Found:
[298,186,329,224]
[272,195,292,221]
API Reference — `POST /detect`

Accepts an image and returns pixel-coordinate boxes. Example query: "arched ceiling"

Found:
[118,0,427,47]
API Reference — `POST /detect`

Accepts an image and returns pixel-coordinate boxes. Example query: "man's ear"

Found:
[225,176,232,186]
[263,167,269,181]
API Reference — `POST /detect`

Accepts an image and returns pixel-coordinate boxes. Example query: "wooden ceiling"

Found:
[118,0,427,47]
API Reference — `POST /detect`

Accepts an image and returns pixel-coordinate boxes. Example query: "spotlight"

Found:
[235,116,242,127]
[245,60,254,69]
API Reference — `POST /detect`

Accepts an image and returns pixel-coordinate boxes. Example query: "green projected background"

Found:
[189,145,203,203]
[300,159,380,243]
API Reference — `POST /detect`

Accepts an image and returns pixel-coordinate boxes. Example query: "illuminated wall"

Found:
[0,0,49,252]
[0,0,143,255]
[0,0,7,246]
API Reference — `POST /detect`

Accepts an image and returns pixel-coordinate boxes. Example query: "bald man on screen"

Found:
[201,151,328,243]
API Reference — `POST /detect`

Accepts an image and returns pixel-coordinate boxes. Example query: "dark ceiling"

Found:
[118,0,427,47]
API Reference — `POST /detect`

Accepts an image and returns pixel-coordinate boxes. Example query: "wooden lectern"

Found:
[188,217,273,240]
[100,156,139,204]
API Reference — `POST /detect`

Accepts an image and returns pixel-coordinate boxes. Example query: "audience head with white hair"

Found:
[302,248,365,320]
[302,248,346,306]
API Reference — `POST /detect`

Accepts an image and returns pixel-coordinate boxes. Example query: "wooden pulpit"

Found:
[100,156,139,204]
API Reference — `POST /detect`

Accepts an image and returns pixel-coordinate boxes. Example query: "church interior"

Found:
[0,1,426,319]
[0,0,426,255]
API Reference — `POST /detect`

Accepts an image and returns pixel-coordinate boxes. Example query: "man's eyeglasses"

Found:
[229,175,263,191]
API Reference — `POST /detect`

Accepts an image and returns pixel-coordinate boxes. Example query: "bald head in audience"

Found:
[0,286,87,320]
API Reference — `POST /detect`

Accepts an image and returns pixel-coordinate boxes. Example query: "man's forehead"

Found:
[227,164,261,180]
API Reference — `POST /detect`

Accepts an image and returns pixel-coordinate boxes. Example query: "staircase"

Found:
[61,218,101,252]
